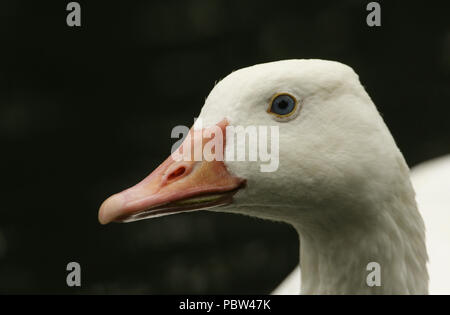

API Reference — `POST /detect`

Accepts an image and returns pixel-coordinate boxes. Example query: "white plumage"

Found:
[199,59,428,294]
[100,59,448,294]
[273,155,450,294]
[412,155,450,294]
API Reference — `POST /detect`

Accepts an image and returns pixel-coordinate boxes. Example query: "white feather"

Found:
[272,155,450,294]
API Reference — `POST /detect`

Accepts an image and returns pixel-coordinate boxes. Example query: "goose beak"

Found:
[98,119,246,224]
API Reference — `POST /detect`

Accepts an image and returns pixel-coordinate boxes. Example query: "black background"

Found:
[1,0,449,294]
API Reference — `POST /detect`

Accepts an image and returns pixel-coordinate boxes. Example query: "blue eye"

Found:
[269,93,297,117]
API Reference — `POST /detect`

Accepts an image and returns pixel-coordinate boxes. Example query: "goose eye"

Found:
[268,93,298,117]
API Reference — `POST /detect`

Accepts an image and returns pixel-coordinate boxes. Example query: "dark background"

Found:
[0,0,449,294]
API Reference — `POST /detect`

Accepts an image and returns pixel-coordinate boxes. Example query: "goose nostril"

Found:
[167,166,186,181]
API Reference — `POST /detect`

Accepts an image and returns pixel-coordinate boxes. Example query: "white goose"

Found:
[99,59,449,294]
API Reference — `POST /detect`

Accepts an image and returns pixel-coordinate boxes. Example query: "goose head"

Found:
[100,59,407,229]
[99,59,427,294]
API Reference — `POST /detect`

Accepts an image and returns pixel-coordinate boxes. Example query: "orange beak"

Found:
[98,119,246,224]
